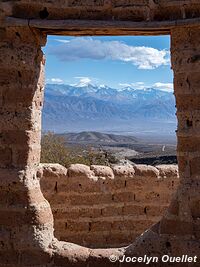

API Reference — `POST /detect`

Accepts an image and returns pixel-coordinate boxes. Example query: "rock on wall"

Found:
[40,163,179,248]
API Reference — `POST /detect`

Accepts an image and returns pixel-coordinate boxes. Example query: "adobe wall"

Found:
[40,163,179,248]
[1,1,200,267]
[2,1,200,23]
[3,1,200,36]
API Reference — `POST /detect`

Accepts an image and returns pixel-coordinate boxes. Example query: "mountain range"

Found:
[42,83,176,136]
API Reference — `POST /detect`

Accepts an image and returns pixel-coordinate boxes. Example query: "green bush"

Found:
[41,132,118,167]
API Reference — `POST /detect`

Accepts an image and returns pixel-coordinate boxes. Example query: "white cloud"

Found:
[49,38,170,70]
[55,39,70,43]
[119,82,173,92]
[119,83,133,88]
[75,77,92,84]
[130,82,146,90]
[47,78,64,84]
[153,82,173,92]
[119,82,146,90]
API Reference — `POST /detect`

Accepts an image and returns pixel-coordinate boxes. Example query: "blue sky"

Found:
[44,35,173,91]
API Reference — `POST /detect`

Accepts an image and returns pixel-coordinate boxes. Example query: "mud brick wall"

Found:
[3,0,200,22]
[1,1,200,266]
[40,163,179,248]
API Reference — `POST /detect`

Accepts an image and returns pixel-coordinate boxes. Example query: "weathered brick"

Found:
[91,221,112,232]
[0,147,12,167]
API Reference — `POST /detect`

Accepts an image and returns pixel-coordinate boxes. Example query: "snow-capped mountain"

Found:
[43,83,176,134]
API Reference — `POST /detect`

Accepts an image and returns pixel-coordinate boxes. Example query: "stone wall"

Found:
[40,163,179,248]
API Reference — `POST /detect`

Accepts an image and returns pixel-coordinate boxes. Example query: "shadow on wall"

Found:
[39,163,179,248]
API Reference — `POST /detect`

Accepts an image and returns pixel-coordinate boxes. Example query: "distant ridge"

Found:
[59,131,138,144]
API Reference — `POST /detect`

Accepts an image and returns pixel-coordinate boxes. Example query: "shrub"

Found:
[41,132,118,167]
